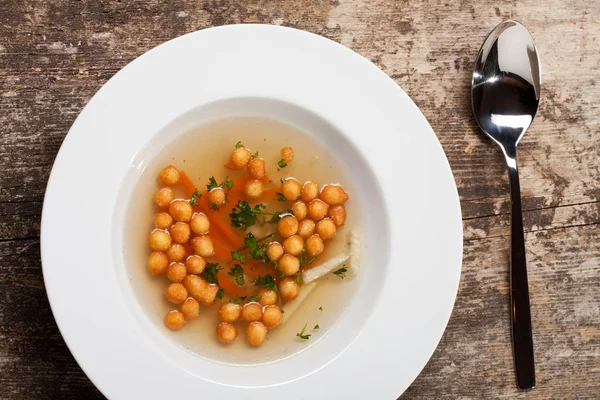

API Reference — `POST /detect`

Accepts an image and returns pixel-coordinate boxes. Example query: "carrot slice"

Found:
[217,271,246,298]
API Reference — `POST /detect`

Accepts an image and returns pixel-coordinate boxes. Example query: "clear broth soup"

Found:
[123,117,363,365]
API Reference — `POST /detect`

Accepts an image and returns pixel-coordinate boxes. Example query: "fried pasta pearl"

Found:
[305,234,324,257]
[164,310,185,330]
[246,321,267,346]
[190,213,210,235]
[244,179,264,199]
[149,230,171,251]
[297,219,316,239]
[166,243,186,262]
[262,305,282,328]
[319,185,349,205]
[328,205,346,227]
[283,235,304,256]
[266,241,284,262]
[180,298,200,319]
[258,289,278,306]
[279,254,300,276]
[279,278,299,301]
[154,187,174,208]
[158,165,180,186]
[277,215,299,238]
[192,235,214,257]
[185,255,206,275]
[148,251,169,276]
[169,200,193,222]
[169,222,191,244]
[241,302,263,322]
[247,157,266,179]
[183,275,218,304]
[154,212,173,229]
[301,181,318,202]
[208,188,226,207]
[166,262,187,283]
[165,283,188,304]
[307,199,329,221]
[292,201,307,220]
[226,147,252,169]
[217,322,239,343]
[280,147,294,164]
[281,179,301,201]
[315,218,336,240]
[219,302,242,323]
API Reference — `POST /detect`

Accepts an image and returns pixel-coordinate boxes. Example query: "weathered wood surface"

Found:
[1,1,598,398]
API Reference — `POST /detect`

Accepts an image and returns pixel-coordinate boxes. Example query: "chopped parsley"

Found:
[235,141,244,148]
[296,323,311,340]
[253,274,277,291]
[278,159,288,169]
[276,192,286,202]
[299,251,316,267]
[216,288,224,300]
[319,306,323,311]
[201,263,223,284]
[268,210,292,223]
[248,294,260,303]
[333,266,347,278]
[229,200,268,230]
[206,176,234,192]
[280,178,285,184]
[189,188,202,205]
[244,233,269,262]
[228,264,245,286]
[231,250,246,263]
[209,203,218,211]
[313,324,320,330]
[232,296,246,304]
[253,151,259,158]
[295,271,303,284]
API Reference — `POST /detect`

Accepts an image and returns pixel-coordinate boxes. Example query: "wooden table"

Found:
[1,1,598,398]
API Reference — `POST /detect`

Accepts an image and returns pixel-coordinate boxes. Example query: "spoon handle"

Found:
[506,146,536,389]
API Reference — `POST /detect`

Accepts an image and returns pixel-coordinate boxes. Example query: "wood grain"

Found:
[0,0,598,398]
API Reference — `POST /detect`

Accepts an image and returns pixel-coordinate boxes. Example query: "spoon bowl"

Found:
[472,20,541,148]
[471,20,541,390]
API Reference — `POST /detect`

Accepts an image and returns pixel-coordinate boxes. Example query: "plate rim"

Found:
[41,24,463,399]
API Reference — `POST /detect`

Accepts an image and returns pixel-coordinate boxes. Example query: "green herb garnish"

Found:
[244,233,269,262]
[295,271,303,284]
[314,324,320,330]
[296,323,311,340]
[209,203,218,211]
[333,266,347,278]
[276,192,286,202]
[189,188,202,205]
[207,176,233,191]
[253,274,277,291]
[232,296,246,304]
[278,159,288,169]
[228,264,245,286]
[229,200,269,230]
[216,288,224,299]
[299,251,316,267]
[201,263,223,284]
[231,250,246,263]
[319,306,323,311]
[253,151,259,158]
[248,294,260,303]
[280,178,285,184]
[235,141,244,148]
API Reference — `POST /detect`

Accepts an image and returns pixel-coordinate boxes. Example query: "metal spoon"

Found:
[471,20,540,389]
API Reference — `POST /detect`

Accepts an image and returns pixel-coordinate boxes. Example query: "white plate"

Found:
[41,25,462,399]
